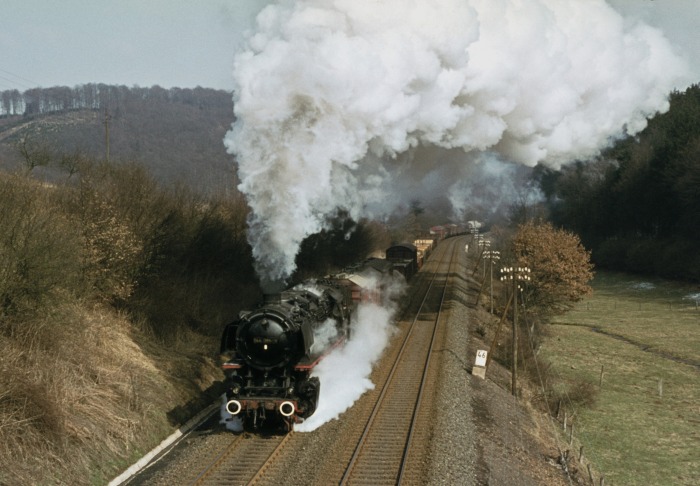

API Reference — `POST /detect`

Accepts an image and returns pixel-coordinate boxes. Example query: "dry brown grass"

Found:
[0,164,263,485]
[0,302,221,485]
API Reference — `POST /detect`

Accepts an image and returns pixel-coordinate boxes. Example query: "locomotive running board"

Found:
[221,361,243,370]
[294,337,346,371]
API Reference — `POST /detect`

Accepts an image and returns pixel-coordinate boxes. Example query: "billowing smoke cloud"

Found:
[224,0,690,287]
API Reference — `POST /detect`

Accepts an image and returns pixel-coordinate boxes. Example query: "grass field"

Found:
[541,271,700,485]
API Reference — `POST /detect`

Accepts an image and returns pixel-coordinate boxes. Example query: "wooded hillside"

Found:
[539,83,700,280]
[0,84,235,194]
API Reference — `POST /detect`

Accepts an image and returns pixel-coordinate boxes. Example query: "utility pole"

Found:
[483,250,500,314]
[512,273,518,396]
[500,266,531,397]
[104,109,111,162]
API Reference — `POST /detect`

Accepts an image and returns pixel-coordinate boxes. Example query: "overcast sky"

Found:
[0,0,267,91]
[1,0,698,92]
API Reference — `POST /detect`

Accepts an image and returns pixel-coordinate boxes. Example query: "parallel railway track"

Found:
[340,237,459,485]
[160,237,464,486]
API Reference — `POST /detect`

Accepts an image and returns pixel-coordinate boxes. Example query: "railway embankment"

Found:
[431,237,575,485]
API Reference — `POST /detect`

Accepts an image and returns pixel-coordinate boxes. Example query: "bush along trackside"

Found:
[0,161,261,485]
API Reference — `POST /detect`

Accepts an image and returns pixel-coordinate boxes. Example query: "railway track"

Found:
[136,237,465,486]
[192,432,291,485]
[339,237,459,485]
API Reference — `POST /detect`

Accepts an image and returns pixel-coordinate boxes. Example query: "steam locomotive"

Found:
[219,245,421,431]
[219,280,352,431]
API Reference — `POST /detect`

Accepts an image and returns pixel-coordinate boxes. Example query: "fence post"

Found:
[579,446,585,464]
[569,422,574,446]
[599,365,604,388]
[587,464,594,483]
[658,379,663,398]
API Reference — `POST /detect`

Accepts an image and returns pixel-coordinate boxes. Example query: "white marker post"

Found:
[473,349,487,379]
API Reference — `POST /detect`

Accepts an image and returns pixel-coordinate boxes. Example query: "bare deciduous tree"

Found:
[16,133,52,173]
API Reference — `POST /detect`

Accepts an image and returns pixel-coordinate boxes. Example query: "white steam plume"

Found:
[295,272,404,432]
[224,0,690,286]
[294,301,397,432]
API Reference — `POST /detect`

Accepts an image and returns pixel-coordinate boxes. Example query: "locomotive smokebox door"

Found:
[237,313,297,370]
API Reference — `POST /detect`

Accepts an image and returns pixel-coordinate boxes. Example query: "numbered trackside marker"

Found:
[472,349,487,379]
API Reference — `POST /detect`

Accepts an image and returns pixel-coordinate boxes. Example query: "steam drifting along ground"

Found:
[294,271,406,431]
[224,0,690,288]
[295,301,397,432]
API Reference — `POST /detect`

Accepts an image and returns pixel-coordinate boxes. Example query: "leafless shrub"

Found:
[0,159,255,483]
[0,173,83,319]
[566,379,599,408]
[78,192,142,301]
[15,132,53,173]
[530,372,599,417]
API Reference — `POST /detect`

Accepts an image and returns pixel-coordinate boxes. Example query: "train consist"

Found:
[219,240,436,431]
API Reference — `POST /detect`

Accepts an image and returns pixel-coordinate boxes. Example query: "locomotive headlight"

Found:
[264,344,268,350]
[226,400,242,415]
[287,386,294,395]
[279,401,295,417]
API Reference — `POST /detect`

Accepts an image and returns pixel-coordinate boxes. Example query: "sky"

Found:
[0,0,266,91]
[1,0,698,92]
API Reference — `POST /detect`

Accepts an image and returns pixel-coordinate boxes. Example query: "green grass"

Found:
[542,271,700,485]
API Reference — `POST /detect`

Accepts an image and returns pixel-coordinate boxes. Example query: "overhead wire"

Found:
[0,68,39,89]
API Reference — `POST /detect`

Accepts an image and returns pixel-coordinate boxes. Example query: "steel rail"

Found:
[397,238,459,484]
[340,238,459,485]
[191,432,291,486]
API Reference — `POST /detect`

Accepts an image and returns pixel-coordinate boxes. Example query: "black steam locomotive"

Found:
[220,281,352,430]
[219,246,418,431]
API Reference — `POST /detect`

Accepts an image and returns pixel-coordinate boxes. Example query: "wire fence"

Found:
[577,300,700,313]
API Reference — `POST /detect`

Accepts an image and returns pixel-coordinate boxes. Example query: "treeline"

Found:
[540,83,700,280]
[0,84,229,117]
[0,161,257,339]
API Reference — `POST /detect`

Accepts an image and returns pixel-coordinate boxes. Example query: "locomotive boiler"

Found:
[220,282,352,430]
